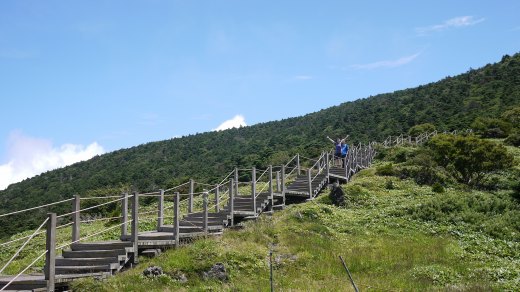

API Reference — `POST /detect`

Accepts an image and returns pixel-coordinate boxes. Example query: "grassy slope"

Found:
[68,145,520,291]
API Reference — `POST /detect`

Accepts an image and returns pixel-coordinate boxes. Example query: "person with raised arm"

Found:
[327,135,349,167]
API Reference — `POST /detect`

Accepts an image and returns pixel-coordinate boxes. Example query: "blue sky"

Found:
[1,0,519,189]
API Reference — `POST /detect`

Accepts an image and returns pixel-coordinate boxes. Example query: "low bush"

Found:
[512,181,520,202]
[394,165,450,186]
[504,132,520,147]
[431,182,445,193]
[405,192,520,240]
[376,163,395,176]
[385,179,395,190]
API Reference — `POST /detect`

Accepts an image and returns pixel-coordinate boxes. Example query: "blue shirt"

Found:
[341,144,348,155]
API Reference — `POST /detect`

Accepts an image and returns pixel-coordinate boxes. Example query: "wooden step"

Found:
[70,241,133,251]
[0,275,47,291]
[141,249,162,257]
[179,219,227,225]
[137,230,222,244]
[157,225,223,233]
[62,249,128,259]
[184,213,229,220]
[55,257,119,267]
[55,265,113,275]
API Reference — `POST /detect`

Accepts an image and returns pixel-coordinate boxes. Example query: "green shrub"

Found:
[471,117,512,138]
[385,146,418,163]
[406,191,520,240]
[504,132,520,147]
[395,165,450,186]
[432,182,445,193]
[345,184,371,206]
[376,163,395,176]
[502,106,520,127]
[428,134,514,186]
[479,173,513,191]
[408,123,436,137]
[385,179,395,190]
[512,181,520,202]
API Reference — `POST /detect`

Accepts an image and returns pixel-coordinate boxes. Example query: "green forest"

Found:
[1,53,520,238]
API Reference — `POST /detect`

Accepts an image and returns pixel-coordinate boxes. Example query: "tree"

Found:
[502,106,520,127]
[408,123,436,137]
[428,134,514,186]
[471,117,512,138]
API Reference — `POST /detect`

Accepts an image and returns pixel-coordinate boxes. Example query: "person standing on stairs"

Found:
[341,141,349,168]
[327,135,349,167]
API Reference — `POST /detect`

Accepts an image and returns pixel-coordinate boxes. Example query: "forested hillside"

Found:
[1,53,520,237]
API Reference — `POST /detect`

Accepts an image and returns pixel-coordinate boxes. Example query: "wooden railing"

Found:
[382,129,473,147]
[0,132,414,290]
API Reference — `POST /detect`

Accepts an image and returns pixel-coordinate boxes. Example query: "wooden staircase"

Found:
[55,241,133,275]
[1,145,377,291]
[286,173,328,199]
[137,209,229,247]
[328,166,349,182]
[231,192,272,217]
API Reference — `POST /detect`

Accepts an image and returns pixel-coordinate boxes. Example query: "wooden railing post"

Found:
[229,179,234,226]
[121,192,128,240]
[307,169,312,199]
[356,146,360,170]
[361,146,365,168]
[215,185,220,213]
[345,149,349,178]
[348,155,353,181]
[353,146,357,171]
[367,145,371,166]
[203,191,208,234]
[366,146,370,167]
[251,167,256,214]
[157,189,164,230]
[268,165,273,212]
[131,192,139,264]
[325,152,330,182]
[367,145,370,166]
[296,154,301,175]
[188,179,194,213]
[360,146,364,168]
[234,167,239,196]
[72,195,80,243]
[362,146,365,167]
[276,171,281,193]
[281,165,286,206]
[45,213,56,292]
[174,192,180,247]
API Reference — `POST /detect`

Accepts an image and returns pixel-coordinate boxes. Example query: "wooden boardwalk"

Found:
[0,141,380,291]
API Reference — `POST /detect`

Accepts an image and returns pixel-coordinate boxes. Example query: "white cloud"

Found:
[213,115,247,131]
[351,52,421,70]
[416,16,485,35]
[0,131,105,190]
